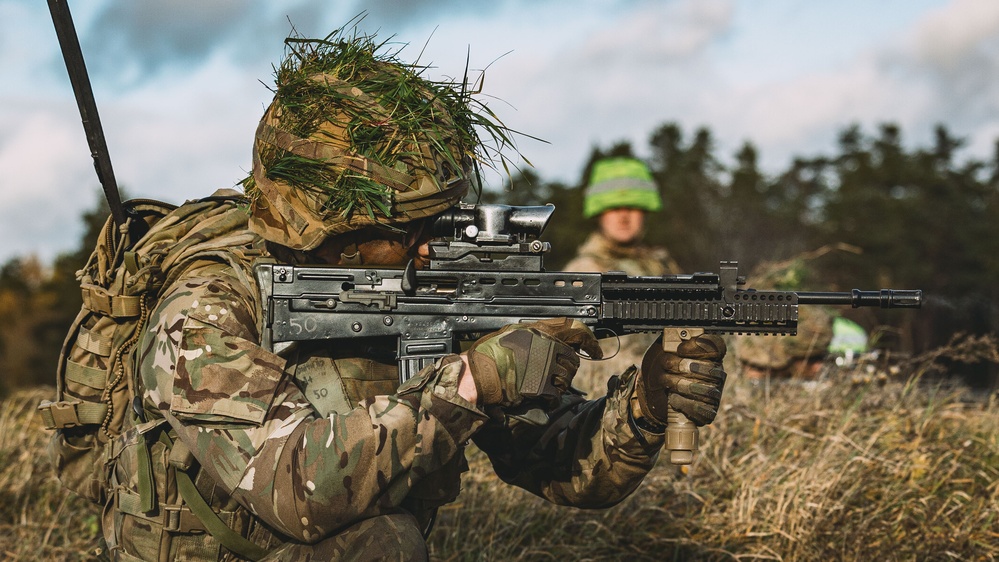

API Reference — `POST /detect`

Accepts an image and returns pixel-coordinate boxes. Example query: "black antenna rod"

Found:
[47,0,126,228]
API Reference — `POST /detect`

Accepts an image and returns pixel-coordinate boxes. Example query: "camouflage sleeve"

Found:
[137,263,487,543]
[471,366,664,508]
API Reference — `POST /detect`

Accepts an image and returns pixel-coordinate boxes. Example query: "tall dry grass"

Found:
[2,349,996,561]
[0,387,100,560]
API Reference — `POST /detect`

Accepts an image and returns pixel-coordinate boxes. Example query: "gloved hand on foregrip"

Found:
[637,333,727,426]
[466,318,601,408]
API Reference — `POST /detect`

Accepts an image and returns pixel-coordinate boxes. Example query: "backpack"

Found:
[38,190,261,504]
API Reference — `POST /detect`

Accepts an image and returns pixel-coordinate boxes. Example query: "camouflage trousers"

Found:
[262,512,429,562]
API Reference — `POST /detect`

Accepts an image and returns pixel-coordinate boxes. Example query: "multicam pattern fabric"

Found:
[259,512,429,561]
[103,245,666,559]
[243,30,484,251]
[474,370,663,506]
[466,321,587,407]
[733,304,834,370]
[247,101,470,251]
[564,231,682,396]
[564,231,682,278]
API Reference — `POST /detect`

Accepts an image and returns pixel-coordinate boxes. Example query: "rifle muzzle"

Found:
[797,289,923,309]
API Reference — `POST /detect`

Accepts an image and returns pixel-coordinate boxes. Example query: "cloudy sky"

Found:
[2,0,998,264]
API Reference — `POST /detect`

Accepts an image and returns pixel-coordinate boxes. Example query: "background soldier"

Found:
[565,156,684,395]
[564,156,681,276]
[95,29,728,560]
[733,256,841,382]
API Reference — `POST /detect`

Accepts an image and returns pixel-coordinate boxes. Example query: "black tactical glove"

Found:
[637,333,727,426]
[466,318,602,408]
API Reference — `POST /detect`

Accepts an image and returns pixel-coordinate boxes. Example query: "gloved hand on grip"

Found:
[465,318,602,408]
[637,333,727,427]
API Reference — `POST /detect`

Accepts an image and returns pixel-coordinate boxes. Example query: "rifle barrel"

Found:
[796,289,922,309]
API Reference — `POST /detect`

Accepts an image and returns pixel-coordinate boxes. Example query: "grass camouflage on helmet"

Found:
[243,20,521,250]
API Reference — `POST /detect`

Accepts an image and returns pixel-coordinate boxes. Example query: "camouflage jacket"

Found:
[109,217,666,556]
[563,231,681,277]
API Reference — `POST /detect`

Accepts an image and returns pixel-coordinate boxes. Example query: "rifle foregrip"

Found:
[666,407,697,465]
[660,327,705,466]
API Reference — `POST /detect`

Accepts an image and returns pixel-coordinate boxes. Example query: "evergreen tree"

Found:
[0,190,114,394]
[647,123,724,270]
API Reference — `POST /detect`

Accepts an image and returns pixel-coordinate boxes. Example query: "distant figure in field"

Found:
[735,256,868,383]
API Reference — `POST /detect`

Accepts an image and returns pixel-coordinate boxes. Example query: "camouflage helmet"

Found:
[735,305,835,370]
[735,258,834,370]
[583,157,662,219]
[243,27,498,250]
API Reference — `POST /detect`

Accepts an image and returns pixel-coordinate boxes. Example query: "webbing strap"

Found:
[116,489,147,519]
[77,327,112,356]
[159,432,270,560]
[175,471,269,561]
[116,490,209,534]
[135,434,156,513]
[123,250,140,275]
[256,122,414,193]
[81,285,141,318]
[37,399,108,429]
[65,360,106,390]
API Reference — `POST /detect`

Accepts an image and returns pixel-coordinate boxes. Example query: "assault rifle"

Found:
[255,204,922,464]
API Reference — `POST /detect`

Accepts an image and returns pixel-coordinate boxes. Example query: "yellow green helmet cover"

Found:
[583,157,662,218]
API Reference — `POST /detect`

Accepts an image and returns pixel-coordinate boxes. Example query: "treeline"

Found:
[1,122,998,395]
[0,194,109,396]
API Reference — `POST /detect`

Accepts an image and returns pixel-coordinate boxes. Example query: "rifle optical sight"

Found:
[432,203,555,244]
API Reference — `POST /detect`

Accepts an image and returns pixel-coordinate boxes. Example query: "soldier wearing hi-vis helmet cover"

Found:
[565,156,682,277]
[565,156,684,395]
[74,27,727,561]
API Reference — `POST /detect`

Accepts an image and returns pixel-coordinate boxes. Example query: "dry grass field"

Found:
[2,338,996,561]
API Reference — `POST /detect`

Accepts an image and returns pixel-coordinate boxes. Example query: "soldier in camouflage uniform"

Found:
[564,157,683,396]
[102,30,728,561]
[564,156,681,277]
[733,258,835,381]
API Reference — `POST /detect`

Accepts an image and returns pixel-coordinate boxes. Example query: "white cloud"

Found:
[581,0,733,63]
[646,0,999,169]
[99,57,268,204]
[893,0,999,144]
[422,0,736,185]
[0,110,92,204]
[700,56,938,165]
[0,107,96,261]
[906,0,999,72]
